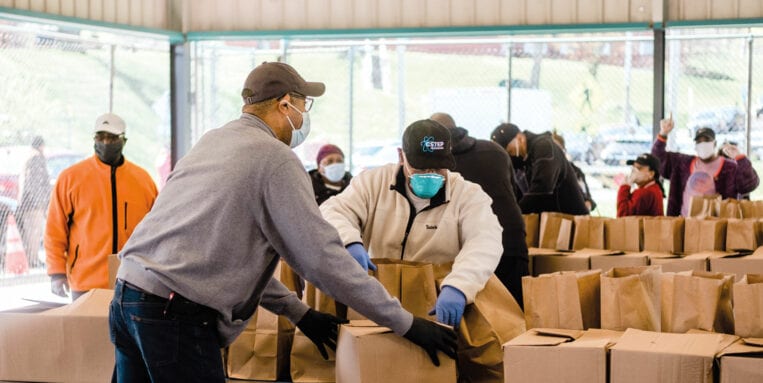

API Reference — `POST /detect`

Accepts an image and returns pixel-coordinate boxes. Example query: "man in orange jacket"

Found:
[45,113,157,300]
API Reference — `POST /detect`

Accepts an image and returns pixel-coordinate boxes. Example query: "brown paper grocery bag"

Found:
[601,266,661,331]
[732,274,763,338]
[522,273,583,330]
[346,259,438,320]
[661,271,734,333]
[604,216,642,252]
[290,328,336,383]
[523,213,540,248]
[521,270,601,330]
[726,218,763,251]
[683,218,727,254]
[291,281,348,382]
[572,216,610,250]
[642,217,684,255]
[539,212,574,250]
[373,259,438,318]
[455,275,526,383]
[688,194,721,218]
[575,270,602,329]
[227,261,297,381]
[227,307,295,381]
[740,200,763,218]
[719,199,743,219]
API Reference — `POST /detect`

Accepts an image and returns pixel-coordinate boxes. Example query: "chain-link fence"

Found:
[189,32,655,216]
[0,19,170,281]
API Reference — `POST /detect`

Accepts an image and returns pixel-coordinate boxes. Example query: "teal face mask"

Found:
[409,173,445,199]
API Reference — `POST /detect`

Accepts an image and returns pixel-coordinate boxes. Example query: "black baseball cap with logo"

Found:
[626,153,661,176]
[402,120,456,170]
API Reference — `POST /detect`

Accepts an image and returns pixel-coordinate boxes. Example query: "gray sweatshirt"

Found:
[117,114,413,346]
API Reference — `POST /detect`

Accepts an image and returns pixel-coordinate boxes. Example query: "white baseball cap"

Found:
[94,113,126,135]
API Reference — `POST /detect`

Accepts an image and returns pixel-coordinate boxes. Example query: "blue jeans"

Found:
[109,279,225,383]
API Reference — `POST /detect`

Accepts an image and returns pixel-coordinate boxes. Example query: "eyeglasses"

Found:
[94,132,124,143]
[286,93,314,112]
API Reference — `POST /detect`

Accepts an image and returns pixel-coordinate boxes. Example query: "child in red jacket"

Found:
[617,153,665,217]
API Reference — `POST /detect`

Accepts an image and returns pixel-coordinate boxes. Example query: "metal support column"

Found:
[170,42,191,167]
[652,28,666,138]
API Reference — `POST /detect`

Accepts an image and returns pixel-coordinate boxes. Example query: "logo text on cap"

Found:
[421,136,445,153]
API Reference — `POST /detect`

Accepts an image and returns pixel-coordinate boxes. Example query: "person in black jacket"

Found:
[551,131,597,212]
[430,113,528,307]
[308,144,352,205]
[491,123,589,215]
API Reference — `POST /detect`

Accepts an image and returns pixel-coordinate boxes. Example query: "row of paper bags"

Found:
[523,266,763,338]
[226,259,527,383]
[525,212,763,253]
[688,196,763,219]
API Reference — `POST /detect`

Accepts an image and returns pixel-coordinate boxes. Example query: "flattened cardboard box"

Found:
[610,328,726,383]
[0,289,114,383]
[718,338,763,383]
[335,320,455,383]
[709,247,763,281]
[503,328,622,383]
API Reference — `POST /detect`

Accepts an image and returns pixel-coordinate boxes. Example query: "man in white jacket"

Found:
[320,119,503,328]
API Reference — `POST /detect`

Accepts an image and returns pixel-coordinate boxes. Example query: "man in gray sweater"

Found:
[110,62,456,382]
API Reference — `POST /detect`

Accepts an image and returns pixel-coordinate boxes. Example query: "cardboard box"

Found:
[335,320,456,383]
[718,338,763,383]
[590,252,649,270]
[531,251,589,276]
[108,253,120,289]
[0,289,115,383]
[610,328,727,383]
[709,248,763,281]
[503,328,622,383]
[647,251,735,272]
[531,248,621,276]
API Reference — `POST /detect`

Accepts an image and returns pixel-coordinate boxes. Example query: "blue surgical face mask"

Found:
[322,163,345,183]
[285,102,311,148]
[409,172,445,199]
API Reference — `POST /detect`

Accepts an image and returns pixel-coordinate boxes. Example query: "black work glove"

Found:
[296,308,349,360]
[403,316,458,366]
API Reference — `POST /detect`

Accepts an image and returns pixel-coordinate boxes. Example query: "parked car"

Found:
[591,123,650,162]
[560,132,595,164]
[687,107,745,135]
[599,138,653,166]
[0,145,86,199]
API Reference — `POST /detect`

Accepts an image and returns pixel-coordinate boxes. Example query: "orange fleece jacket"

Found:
[45,155,157,291]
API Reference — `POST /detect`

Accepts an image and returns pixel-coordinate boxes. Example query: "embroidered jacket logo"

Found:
[420,136,445,153]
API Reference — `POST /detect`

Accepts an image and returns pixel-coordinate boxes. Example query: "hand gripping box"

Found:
[503,328,622,383]
[0,289,115,383]
[335,320,456,383]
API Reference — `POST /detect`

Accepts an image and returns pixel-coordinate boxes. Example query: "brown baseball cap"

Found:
[241,62,325,104]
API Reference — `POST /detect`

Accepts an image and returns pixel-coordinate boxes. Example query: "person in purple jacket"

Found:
[652,117,759,216]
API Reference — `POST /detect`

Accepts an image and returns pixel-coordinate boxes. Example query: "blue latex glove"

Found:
[346,243,377,272]
[430,286,466,328]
